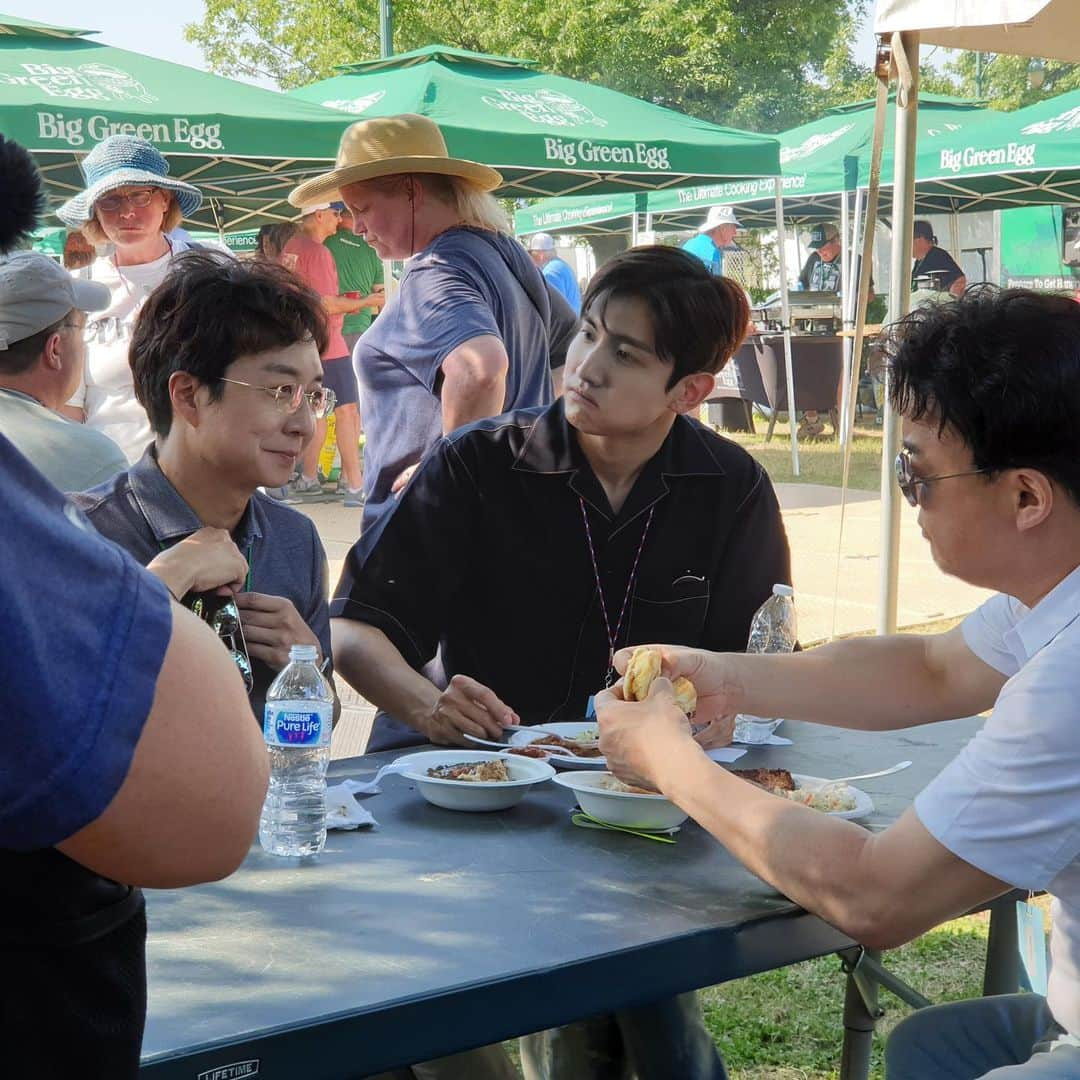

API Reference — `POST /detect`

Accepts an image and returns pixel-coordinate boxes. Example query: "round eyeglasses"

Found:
[894,449,991,508]
[218,378,337,419]
[94,188,159,213]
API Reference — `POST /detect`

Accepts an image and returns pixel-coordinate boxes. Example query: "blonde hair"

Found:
[366,173,510,234]
[80,189,182,246]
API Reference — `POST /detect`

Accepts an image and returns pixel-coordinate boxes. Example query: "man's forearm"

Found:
[655,741,1003,949]
[727,633,994,731]
[322,295,362,316]
[658,743,883,939]
[331,619,437,735]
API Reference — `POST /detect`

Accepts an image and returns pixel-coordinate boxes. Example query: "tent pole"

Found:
[839,190,853,448]
[378,0,396,294]
[775,187,799,476]
[379,0,394,57]
[847,184,867,440]
[877,31,920,636]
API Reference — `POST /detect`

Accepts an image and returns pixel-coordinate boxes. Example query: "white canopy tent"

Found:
[875,0,1078,61]
[869,0,1080,632]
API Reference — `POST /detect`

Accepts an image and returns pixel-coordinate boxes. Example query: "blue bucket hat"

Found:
[56,135,203,227]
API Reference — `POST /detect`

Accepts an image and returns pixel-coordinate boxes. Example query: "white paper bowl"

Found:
[392,750,555,812]
[553,771,689,830]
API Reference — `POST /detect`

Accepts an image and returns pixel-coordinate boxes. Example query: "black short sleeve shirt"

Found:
[332,401,792,750]
[912,245,964,291]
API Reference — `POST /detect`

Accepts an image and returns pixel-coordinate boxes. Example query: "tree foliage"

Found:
[186,0,880,133]
[942,51,1079,111]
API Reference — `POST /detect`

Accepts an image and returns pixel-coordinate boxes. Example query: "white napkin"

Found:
[705,746,748,763]
[325,781,378,830]
[732,717,793,747]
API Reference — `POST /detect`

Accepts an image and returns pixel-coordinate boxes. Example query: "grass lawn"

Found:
[704,912,991,1079]
[718,415,885,492]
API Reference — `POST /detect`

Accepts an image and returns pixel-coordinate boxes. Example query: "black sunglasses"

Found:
[894,449,991,508]
[186,592,254,694]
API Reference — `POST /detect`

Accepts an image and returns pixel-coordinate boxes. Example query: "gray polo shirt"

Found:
[0,388,127,493]
[71,447,332,724]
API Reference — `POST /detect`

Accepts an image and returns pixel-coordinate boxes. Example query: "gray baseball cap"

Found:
[0,251,110,351]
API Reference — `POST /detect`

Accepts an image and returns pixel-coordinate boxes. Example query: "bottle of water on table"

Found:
[734,584,797,742]
[260,644,333,857]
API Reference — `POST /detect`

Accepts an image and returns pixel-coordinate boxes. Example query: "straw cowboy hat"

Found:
[57,135,202,227]
[289,114,502,208]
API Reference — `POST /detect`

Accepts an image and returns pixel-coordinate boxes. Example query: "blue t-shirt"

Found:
[354,227,554,533]
[542,256,581,314]
[682,233,723,275]
[0,434,172,852]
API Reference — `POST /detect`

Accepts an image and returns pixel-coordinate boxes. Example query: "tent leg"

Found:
[774,189,799,476]
[877,31,920,636]
[839,191,853,449]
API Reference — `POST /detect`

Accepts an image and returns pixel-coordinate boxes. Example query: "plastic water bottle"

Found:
[734,584,797,739]
[259,644,333,857]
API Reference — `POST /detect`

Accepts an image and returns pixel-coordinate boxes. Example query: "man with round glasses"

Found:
[72,251,338,723]
[0,250,128,490]
[597,287,1080,1080]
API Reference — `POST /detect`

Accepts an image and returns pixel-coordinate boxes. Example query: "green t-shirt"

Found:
[324,230,384,335]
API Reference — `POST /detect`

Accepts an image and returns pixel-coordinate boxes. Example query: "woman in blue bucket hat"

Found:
[57,135,202,463]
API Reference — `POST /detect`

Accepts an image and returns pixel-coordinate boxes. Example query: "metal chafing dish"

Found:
[752,290,843,335]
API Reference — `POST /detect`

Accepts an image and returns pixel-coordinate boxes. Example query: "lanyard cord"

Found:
[579,497,655,686]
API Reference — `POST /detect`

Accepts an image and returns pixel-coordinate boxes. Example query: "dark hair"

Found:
[256,222,298,261]
[0,135,45,255]
[130,250,329,436]
[886,285,1080,504]
[0,316,66,376]
[912,220,936,243]
[581,245,750,387]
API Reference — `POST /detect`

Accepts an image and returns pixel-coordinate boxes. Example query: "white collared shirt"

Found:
[916,564,1080,1033]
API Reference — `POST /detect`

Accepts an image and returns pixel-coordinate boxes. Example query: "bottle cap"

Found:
[772,584,794,598]
[289,644,319,662]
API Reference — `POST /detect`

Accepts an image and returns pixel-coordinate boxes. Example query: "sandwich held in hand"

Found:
[622,647,697,717]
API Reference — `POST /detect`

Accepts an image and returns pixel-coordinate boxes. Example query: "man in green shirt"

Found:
[324,204,385,352]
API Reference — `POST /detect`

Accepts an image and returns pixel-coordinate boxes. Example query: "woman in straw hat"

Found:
[57,135,203,462]
[289,113,555,535]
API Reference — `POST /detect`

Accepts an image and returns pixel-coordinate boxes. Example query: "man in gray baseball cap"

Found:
[0,250,127,490]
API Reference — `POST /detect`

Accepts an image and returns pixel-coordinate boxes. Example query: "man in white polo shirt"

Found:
[596,287,1080,1079]
[0,251,127,490]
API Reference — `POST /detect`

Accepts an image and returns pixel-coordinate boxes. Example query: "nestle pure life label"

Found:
[263,701,332,747]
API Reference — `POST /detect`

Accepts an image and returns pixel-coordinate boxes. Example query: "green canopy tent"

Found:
[514,192,643,237]
[290,46,816,469]
[289,46,781,198]
[514,95,988,236]
[0,15,352,231]
[885,87,1080,213]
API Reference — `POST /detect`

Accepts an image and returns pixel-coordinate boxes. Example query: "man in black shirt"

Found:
[912,220,967,297]
[332,246,791,1080]
[333,246,790,753]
